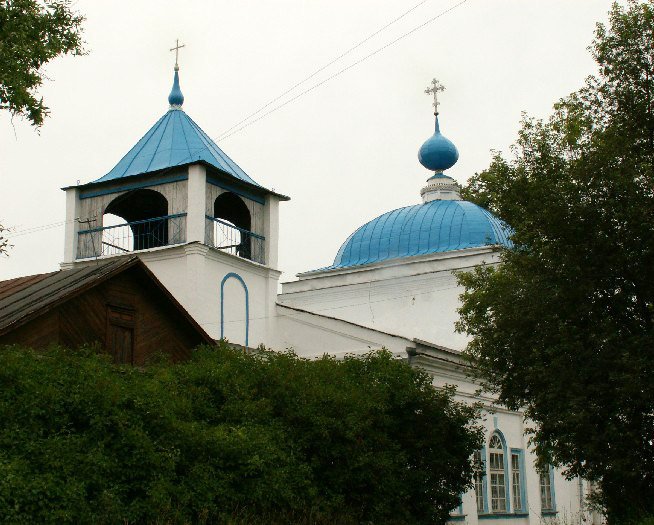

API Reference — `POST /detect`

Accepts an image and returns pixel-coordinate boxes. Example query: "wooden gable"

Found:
[0,258,213,365]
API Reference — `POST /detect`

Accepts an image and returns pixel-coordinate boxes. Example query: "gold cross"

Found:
[170,39,185,68]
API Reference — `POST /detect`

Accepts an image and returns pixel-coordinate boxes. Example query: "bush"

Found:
[0,343,481,524]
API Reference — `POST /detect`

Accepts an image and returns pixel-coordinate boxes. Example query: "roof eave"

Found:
[62,160,290,201]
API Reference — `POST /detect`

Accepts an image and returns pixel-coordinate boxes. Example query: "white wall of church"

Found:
[279,247,501,351]
[138,242,280,348]
[273,304,414,358]
[459,407,587,525]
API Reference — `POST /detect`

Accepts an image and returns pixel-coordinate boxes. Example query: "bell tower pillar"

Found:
[187,164,207,243]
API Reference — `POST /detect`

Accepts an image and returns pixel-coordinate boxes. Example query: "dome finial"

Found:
[425,78,444,116]
[168,39,186,109]
[418,78,459,173]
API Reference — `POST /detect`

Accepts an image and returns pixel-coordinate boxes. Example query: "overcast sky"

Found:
[0,0,617,283]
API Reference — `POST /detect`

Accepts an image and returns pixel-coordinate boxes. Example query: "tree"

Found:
[0,223,9,255]
[0,343,481,524]
[0,0,84,127]
[457,1,654,522]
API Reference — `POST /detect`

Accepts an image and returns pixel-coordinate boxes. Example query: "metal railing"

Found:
[77,213,186,259]
[205,216,265,264]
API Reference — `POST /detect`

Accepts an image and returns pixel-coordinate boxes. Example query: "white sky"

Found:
[0,0,616,283]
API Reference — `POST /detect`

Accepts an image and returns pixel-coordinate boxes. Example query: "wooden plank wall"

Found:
[206,184,265,235]
[0,266,208,365]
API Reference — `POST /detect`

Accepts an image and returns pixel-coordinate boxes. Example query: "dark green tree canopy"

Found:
[0,0,84,127]
[458,1,654,522]
[0,344,481,524]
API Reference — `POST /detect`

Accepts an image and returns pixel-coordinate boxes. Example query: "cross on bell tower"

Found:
[170,39,185,70]
[425,78,445,115]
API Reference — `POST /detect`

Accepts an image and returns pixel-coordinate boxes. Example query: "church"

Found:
[55,61,595,523]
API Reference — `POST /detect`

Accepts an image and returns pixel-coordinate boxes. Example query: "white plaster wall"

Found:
[272,304,414,358]
[452,405,587,525]
[279,248,500,350]
[281,271,466,349]
[138,242,280,346]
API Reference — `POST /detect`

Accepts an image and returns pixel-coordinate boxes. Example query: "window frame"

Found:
[510,448,528,513]
[487,431,511,514]
[540,465,557,514]
[473,447,488,513]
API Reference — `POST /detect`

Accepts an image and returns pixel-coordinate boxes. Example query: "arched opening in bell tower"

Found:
[102,189,169,253]
[212,192,252,260]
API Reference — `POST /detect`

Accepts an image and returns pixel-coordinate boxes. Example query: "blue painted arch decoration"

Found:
[220,272,249,347]
[329,200,512,269]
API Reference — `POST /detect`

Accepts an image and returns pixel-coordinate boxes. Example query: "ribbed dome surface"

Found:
[330,200,511,269]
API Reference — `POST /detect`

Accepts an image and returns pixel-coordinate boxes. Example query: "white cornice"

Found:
[282,247,500,294]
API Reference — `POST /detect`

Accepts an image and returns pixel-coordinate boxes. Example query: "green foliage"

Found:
[0,222,9,255]
[0,343,481,524]
[0,0,85,127]
[457,1,654,522]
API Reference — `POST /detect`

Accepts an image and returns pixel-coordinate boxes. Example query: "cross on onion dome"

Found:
[425,78,445,114]
[170,39,185,70]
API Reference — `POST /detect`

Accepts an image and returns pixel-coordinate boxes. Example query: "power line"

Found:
[216,0,433,140]
[3,1,469,243]
[217,0,468,142]
[5,220,71,238]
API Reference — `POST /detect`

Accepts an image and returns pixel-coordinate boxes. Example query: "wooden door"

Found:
[106,306,135,365]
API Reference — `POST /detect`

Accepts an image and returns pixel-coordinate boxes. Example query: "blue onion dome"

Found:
[418,114,459,171]
[330,200,512,269]
[168,66,184,108]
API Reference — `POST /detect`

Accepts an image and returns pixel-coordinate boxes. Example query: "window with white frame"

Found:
[473,450,485,512]
[540,465,555,511]
[489,434,507,512]
[511,452,523,511]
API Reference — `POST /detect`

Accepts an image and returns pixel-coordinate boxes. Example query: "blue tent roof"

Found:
[91,109,260,187]
[329,200,512,269]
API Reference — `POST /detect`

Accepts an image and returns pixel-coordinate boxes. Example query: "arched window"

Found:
[489,434,507,512]
[104,189,169,252]
[212,192,252,260]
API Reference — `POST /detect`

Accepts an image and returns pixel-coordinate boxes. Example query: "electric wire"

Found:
[217,0,468,142]
[216,0,433,140]
[5,219,72,238]
[3,1,469,239]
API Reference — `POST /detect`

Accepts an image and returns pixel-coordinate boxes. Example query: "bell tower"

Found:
[62,52,289,347]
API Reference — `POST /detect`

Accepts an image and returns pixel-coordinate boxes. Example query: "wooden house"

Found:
[0,257,213,365]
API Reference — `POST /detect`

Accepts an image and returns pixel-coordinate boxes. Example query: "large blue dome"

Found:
[330,200,511,269]
[418,115,459,171]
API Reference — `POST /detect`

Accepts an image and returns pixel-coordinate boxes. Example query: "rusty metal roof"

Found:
[0,257,212,343]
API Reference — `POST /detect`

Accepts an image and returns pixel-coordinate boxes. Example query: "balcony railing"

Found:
[205,216,265,264]
[77,213,186,259]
